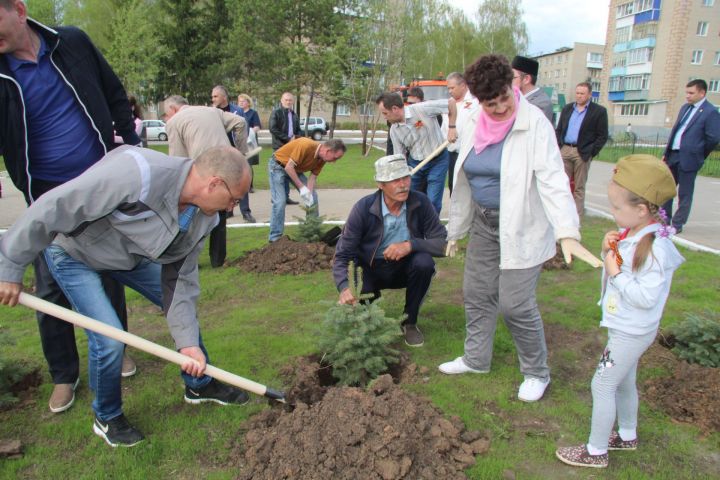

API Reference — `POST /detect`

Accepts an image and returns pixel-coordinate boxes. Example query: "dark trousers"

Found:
[30,179,128,385]
[360,253,435,325]
[448,151,459,195]
[662,151,698,229]
[209,210,227,268]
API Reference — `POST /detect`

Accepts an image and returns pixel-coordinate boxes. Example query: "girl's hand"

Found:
[602,231,620,255]
[604,249,621,277]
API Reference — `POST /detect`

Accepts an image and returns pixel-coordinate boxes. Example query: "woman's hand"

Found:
[560,238,603,268]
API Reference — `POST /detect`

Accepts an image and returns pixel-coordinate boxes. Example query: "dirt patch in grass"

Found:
[232,236,334,275]
[544,322,603,385]
[642,341,720,435]
[0,367,41,412]
[231,355,489,479]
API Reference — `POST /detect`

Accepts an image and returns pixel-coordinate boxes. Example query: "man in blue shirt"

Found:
[0,0,140,414]
[332,155,447,347]
[556,82,608,219]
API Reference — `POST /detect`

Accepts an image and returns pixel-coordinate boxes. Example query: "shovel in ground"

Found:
[17,292,285,403]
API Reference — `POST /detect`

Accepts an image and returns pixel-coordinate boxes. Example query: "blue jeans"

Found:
[268,156,318,242]
[407,149,449,214]
[44,244,211,421]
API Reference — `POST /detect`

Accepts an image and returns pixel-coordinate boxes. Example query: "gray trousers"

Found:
[461,204,549,380]
[588,328,656,450]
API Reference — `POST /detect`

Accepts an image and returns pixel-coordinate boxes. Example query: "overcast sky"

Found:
[448,0,610,55]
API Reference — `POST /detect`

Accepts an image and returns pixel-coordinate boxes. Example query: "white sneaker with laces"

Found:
[438,357,488,375]
[518,376,550,402]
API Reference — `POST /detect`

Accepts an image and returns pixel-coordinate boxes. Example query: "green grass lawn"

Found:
[1,217,718,479]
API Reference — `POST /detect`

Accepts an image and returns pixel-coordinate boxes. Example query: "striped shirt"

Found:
[390,99,449,160]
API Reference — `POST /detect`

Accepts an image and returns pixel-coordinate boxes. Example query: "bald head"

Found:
[194,146,249,186]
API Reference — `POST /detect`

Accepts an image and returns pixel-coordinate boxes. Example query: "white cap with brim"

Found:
[374,154,411,182]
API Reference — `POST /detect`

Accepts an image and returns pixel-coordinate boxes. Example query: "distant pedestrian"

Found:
[269,92,302,205]
[511,55,553,123]
[662,79,720,233]
[556,82,609,220]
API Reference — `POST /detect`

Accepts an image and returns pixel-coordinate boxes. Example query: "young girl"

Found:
[556,154,685,469]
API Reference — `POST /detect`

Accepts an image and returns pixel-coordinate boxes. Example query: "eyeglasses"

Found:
[219,178,242,206]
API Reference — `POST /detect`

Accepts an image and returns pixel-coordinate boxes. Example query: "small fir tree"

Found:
[318,262,402,386]
[293,205,325,243]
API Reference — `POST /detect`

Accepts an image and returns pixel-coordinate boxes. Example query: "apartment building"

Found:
[601,0,720,136]
[534,43,605,105]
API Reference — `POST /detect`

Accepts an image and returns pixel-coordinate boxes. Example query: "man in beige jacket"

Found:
[164,95,248,267]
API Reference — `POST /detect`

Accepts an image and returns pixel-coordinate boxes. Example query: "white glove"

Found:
[299,186,314,207]
[445,240,458,258]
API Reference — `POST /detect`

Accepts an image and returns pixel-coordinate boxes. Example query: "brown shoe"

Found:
[608,431,638,450]
[49,378,80,413]
[556,445,608,468]
[121,354,137,378]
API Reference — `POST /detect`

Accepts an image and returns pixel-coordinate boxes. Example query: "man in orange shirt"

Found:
[268,137,346,241]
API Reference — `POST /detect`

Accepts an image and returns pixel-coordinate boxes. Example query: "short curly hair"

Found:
[464,54,514,102]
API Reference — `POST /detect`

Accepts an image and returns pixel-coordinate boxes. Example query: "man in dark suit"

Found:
[556,82,608,219]
[269,91,301,205]
[512,55,553,123]
[662,79,720,233]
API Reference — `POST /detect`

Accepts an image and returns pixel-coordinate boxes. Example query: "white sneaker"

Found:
[518,376,550,402]
[438,357,488,375]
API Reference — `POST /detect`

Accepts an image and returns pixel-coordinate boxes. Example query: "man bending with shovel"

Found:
[0,145,252,447]
[376,92,457,214]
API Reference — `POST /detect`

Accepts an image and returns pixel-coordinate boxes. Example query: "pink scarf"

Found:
[473,87,521,154]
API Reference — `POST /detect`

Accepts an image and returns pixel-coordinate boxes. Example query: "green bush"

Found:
[318,262,402,386]
[666,309,720,368]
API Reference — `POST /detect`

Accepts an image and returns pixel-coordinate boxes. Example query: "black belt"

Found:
[564,143,577,147]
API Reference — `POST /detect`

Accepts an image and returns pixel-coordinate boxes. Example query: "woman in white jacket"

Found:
[438,54,600,402]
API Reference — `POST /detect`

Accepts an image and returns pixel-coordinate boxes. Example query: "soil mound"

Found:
[643,345,720,434]
[233,236,334,275]
[234,359,489,480]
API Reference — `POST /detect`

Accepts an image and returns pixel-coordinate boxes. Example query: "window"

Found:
[609,76,622,91]
[624,74,651,90]
[634,0,653,12]
[563,83,567,90]
[617,2,634,17]
[691,50,704,64]
[703,0,714,6]
[632,21,658,40]
[620,104,649,116]
[613,53,628,68]
[555,70,559,78]
[589,52,603,63]
[715,51,720,65]
[337,103,350,116]
[709,80,720,92]
[627,47,653,64]
[697,21,709,36]
[615,26,631,44]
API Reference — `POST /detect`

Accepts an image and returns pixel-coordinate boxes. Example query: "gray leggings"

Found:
[588,328,656,450]
[461,204,549,380]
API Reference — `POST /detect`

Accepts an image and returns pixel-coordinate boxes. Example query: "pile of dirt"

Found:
[233,358,489,480]
[542,244,570,270]
[643,342,720,434]
[233,236,335,275]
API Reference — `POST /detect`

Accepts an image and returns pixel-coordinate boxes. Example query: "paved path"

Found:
[1,160,718,252]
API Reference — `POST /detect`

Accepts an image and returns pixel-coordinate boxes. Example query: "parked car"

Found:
[142,119,168,141]
[299,116,328,140]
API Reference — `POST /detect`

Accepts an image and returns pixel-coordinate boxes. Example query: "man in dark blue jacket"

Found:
[332,155,447,347]
[0,0,140,413]
[662,79,720,233]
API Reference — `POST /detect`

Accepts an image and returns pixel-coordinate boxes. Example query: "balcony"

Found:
[624,90,650,101]
[587,60,603,69]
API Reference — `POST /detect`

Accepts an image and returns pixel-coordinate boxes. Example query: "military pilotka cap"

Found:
[612,154,676,206]
[374,154,412,182]
[511,55,539,77]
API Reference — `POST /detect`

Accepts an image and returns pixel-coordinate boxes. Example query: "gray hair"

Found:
[323,138,346,153]
[446,72,466,84]
[163,95,188,109]
[194,146,249,186]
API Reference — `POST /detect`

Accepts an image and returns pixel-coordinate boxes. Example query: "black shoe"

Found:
[402,324,424,347]
[184,379,250,406]
[242,213,257,223]
[93,414,145,448]
[286,198,299,205]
